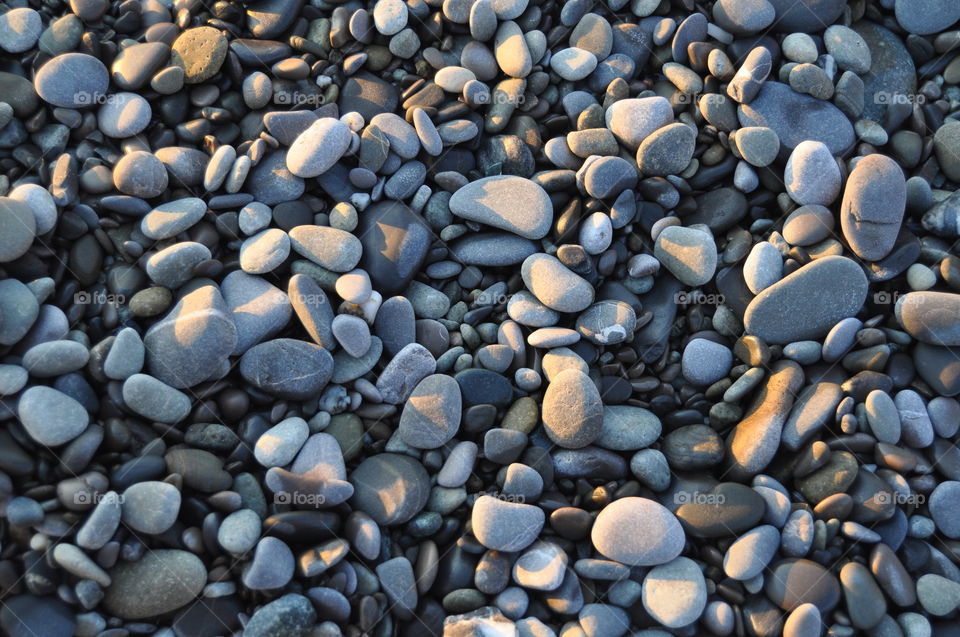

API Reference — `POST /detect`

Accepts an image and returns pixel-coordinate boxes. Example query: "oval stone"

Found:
[239,338,333,400]
[102,550,206,619]
[171,26,228,84]
[521,254,595,313]
[670,481,766,538]
[287,118,352,178]
[398,374,463,449]
[289,225,362,273]
[449,175,552,240]
[596,405,661,451]
[591,497,685,566]
[472,495,545,552]
[34,52,108,108]
[141,198,207,240]
[541,369,603,449]
[122,374,192,424]
[450,233,538,267]
[840,154,906,261]
[723,525,780,580]
[839,562,887,630]
[636,122,696,176]
[98,91,151,138]
[895,292,960,346]
[894,0,960,36]
[240,228,291,275]
[784,141,841,206]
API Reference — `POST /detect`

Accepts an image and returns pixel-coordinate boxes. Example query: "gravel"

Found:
[3,1,960,635]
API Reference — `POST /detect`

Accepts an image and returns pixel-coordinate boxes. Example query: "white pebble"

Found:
[906,263,936,290]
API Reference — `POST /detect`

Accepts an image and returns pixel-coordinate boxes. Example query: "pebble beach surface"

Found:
[2,0,960,636]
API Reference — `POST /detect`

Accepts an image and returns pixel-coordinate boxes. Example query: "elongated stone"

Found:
[725,360,805,479]
[744,256,868,344]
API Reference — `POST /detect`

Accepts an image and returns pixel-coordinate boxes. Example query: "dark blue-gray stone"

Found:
[230,39,293,65]
[633,274,683,363]
[247,0,304,38]
[767,0,845,33]
[454,368,513,408]
[0,278,39,346]
[263,110,316,146]
[143,284,237,388]
[240,338,332,400]
[0,595,75,637]
[737,82,854,159]
[356,199,432,297]
[894,0,960,35]
[671,13,707,64]
[374,295,416,357]
[449,232,538,266]
[853,21,916,123]
[243,594,316,637]
[350,453,430,525]
[172,596,243,637]
[339,72,398,122]
[914,342,960,396]
[247,151,305,206]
